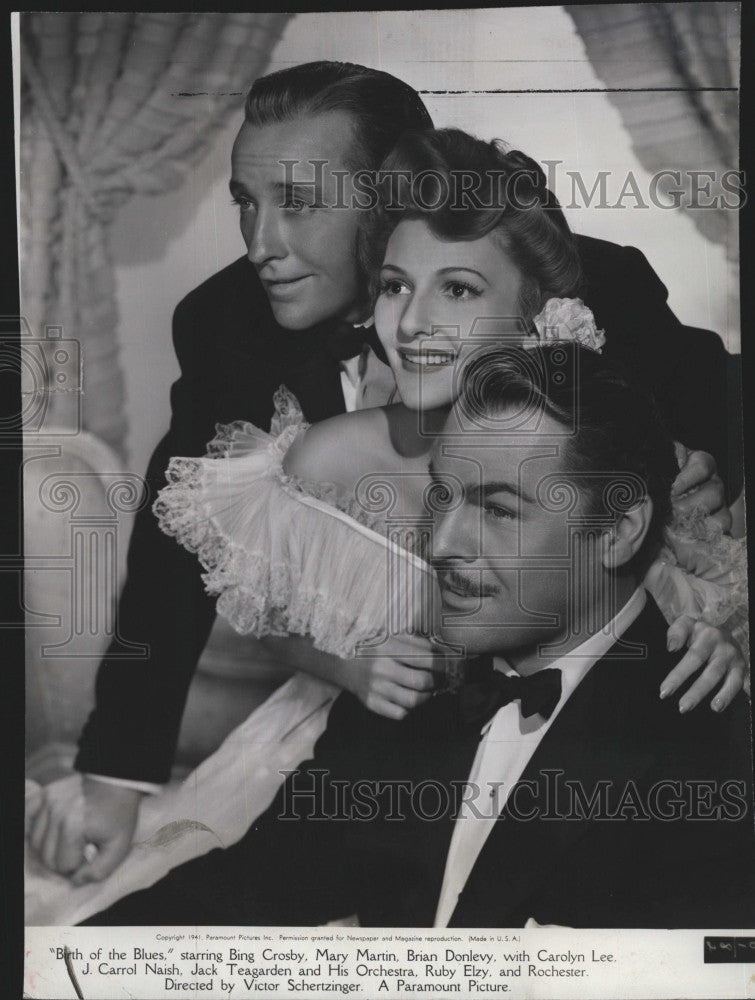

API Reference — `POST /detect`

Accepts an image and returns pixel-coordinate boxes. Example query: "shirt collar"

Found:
[488,587,647,729]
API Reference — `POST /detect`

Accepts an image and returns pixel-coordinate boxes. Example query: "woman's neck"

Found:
[384,403,450,459]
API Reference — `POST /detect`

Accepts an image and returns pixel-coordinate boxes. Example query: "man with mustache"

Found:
[85,343,753,928]
[30,60,738,887]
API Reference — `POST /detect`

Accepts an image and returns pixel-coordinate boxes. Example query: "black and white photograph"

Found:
[15,5,753,998]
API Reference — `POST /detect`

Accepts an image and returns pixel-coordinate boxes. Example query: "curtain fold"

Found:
[20,12,292,458]
[565,3,740,342]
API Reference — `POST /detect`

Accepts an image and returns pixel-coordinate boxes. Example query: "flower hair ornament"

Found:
[526,297,606,353]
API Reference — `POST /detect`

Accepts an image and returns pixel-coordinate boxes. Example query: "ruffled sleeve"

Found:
[153,388,437,659]
[644,507,750,670]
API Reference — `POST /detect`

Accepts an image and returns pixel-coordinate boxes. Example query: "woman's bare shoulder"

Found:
[283,407,392,487]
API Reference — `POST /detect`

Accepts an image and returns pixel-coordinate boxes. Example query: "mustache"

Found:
[437,568,500,599]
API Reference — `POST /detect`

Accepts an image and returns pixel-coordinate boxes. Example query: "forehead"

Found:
[231,110,357,179]
[432,410,568,488]
[384,218,512,274]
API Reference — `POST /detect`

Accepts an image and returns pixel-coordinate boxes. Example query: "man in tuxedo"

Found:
[32,60,737,885]
[85,343,752,929]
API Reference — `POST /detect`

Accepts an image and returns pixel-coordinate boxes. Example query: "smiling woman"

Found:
[162,126,747,716]
[373,218,525,412]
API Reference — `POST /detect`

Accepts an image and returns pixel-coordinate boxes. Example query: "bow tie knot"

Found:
[460,661,563,730]
[320,320,388,364]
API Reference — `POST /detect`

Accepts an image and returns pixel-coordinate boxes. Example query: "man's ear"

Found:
[601,498,653,570]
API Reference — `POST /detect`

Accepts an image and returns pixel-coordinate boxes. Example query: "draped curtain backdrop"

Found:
[565,2,740,342]
[20,12,292,459]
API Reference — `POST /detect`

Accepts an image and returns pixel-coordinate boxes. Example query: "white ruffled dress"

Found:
[151,389,749,852]
[154,388,439,660]
[24,392,748,926]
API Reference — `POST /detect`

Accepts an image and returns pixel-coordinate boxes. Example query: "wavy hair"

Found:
[360,128,583,321]
[459,342,676,575]
[245,61,434,173]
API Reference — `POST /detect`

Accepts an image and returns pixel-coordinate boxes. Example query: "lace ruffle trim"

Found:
[152,390,402,657]
[655,504,749,665]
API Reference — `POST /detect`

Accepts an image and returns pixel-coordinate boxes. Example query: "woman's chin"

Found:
[393,374,455,413]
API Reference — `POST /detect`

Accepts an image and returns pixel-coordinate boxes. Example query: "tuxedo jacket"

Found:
[250,596,754,929]
[75,241,740,784]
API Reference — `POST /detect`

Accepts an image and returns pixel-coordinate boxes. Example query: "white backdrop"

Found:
[109,8,738,477]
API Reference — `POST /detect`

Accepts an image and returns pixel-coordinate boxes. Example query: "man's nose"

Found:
[432,506,480,564]
[246,207,287,268]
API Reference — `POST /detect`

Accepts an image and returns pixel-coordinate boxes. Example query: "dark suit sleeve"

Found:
[74,296,221,784]
[578,239,742,497]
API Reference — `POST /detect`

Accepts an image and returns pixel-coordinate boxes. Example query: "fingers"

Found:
[671,449,715,497]
[40,811,67,872]
[376,680,433,712]
[365,695,409,721]
[390,663,437,692]
[29,799,52,858]
[673,476,728,520]
[665,615,696,654]
[27,778,139,880]
[29,795,86,876]
[709,664,746,713]
[49,818,86,876]
[660,647,707,704]
[677,655,729,713]
[660,620,746,712]
[707,505,733,535]
[71,835,130,886]
[25,782,43,835]
[660,620,715,699]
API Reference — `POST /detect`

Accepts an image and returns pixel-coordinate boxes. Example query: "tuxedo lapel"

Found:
[338,691,484,927]
[449,600,669,927]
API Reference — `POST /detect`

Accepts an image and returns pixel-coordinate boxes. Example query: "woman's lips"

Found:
[398,347,456,372]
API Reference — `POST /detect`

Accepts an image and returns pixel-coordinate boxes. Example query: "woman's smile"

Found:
[398,345,458,371]
[374,218,524,411]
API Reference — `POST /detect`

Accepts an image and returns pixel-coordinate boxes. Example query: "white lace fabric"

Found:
[154,388,749,676]
[644,506,750,667]
[153,388,436,659]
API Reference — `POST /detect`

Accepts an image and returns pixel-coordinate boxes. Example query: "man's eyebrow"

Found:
[474,480,534,504]
[272,180,322,196]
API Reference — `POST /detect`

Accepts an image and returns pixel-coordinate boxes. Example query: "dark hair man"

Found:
[83,345,753,928]
[31,61,735,886]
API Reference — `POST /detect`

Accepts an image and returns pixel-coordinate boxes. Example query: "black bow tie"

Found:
[460,658,563,730]
[320,320,388,365]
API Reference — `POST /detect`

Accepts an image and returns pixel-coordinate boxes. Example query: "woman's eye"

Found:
[378,278,409,296]
[445,281,482,300]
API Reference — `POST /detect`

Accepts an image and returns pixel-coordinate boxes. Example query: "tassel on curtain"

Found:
[20,12,292,458]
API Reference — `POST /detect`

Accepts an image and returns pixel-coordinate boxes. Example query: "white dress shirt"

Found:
[340,319,397,412]
[433,587,647,928]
